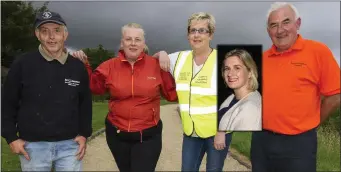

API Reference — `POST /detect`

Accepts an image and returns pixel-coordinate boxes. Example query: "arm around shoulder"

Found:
[154,50,179,75]
[160,69,178,102]
[72,50,110,95]
[88,59,114,95]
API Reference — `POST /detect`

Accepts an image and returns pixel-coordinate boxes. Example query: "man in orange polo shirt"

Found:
[251,2,340,172]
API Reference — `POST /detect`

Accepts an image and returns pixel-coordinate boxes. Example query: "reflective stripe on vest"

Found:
[173,49,217,138]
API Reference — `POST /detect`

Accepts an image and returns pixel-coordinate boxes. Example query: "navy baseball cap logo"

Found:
[42,11,52,19]
[34,11,67,28]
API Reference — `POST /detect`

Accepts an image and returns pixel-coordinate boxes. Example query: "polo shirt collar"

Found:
[38,45,68,64]
[269,34,305,56]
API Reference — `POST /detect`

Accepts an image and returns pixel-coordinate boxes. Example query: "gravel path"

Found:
[83,104,250,171]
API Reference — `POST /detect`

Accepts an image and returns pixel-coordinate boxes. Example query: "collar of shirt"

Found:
[268,34,305,57]
[38,45,68,64]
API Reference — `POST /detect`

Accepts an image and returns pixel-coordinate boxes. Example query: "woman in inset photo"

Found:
[218,49,262,131]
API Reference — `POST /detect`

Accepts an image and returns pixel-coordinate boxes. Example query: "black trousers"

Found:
[105,118,162,172]
[251,128,317,172]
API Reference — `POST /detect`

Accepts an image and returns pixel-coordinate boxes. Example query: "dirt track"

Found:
[83,104,250,171]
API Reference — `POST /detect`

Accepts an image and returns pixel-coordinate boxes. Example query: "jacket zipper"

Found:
[131,65,134,98]
[128,64,134,132]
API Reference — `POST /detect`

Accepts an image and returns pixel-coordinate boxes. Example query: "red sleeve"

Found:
[84,60,109,95]
[160,69,178,102]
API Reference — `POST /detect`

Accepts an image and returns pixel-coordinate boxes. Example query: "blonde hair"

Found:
[222,49,259,91]
[121,22,145,37]
[187,12,216,35]
[144,45,149,54]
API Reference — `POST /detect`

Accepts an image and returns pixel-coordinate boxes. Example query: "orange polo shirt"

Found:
[263,34,340,135]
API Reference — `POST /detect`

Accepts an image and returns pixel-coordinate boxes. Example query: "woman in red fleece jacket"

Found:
[73,23,177,172]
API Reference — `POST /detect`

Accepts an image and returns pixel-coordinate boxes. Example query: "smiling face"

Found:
[121,27,145,61]
[267,5,301,52]
[35,22,68,54]
[187,19,213,51]
[223,56,251,91]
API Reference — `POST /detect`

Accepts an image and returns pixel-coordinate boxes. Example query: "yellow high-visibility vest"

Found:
[173,49,217,138]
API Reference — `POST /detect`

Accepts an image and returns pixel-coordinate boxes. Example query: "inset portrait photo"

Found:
[217,45,262,131]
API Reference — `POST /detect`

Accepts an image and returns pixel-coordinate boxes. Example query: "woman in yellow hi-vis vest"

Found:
[153,12,232,172]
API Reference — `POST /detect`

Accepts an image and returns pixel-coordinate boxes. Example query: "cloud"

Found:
[65,46,78,54]
[33,1,339,65]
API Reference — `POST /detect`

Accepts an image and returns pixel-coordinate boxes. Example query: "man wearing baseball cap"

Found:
[2,11,92,171]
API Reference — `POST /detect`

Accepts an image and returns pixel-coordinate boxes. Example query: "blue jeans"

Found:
[19,139,82,171]
[181,133,233,172]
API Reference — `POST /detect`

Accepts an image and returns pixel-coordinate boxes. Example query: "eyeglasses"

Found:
[189,28,210,34]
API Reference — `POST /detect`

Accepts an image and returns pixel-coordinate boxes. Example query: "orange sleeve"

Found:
[317,42,341,96]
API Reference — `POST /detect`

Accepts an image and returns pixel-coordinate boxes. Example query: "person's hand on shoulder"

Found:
[153,51,170,72]
[72,50,89,64]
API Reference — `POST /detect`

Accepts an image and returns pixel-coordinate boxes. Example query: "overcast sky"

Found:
[33,1,340,65]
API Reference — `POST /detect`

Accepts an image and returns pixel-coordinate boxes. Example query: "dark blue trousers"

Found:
[251,128,317,172]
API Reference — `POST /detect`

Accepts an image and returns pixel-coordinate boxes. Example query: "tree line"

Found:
[1,2,115,85]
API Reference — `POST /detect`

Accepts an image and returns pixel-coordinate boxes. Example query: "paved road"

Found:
[83,104,250,171]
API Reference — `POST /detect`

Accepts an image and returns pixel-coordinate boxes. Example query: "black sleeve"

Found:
[1,58,22,144]
[78,64,93,138]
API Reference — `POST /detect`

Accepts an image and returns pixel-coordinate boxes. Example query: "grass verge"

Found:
[231,127,340,171]
[316,127,340,171]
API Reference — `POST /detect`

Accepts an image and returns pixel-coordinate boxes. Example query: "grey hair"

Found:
[35,25,68,32]
[266,2,300,24]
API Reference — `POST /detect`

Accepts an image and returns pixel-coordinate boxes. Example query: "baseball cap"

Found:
[34,11,67,28]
